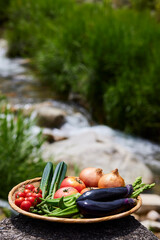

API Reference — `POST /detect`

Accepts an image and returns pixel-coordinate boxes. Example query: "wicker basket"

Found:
[8,177,142,223]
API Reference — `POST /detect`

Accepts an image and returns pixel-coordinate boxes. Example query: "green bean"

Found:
[31,209,43,215]
[71,213,83,219]
[47,205,79,217]
[58,197,76,209]
[40,208,51,214]
[39,194,79,208]
[37,193,53,207]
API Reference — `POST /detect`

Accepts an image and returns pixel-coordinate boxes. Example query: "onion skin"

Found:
[98,169,125,188]
[79,167,103,187]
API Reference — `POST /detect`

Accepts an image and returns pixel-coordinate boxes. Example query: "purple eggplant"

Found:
[76,198,136,217]
[77,184,133,202]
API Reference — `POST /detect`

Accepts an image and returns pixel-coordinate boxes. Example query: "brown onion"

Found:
[98,168,125,188]
[79,167,103,187]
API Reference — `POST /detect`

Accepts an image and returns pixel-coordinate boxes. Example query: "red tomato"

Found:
[15,197,25,207]
[54,187,78,198]
[25,192,34,198]
[20,201,32,212]
[60,177,86,193]
[23,189,31,196]
[26,196,37,206]
[32,193,42,203]
[15,191,25,199]
[25,184,35,191]
[32,187,42,194]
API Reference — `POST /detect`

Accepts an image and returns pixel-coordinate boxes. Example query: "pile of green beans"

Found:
[30,193,82,218]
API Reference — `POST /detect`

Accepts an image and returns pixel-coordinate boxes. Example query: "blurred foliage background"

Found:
[1,0,160,142]
[0,99,46,199]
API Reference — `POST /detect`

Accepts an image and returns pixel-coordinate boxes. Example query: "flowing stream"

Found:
[1,38,160,180]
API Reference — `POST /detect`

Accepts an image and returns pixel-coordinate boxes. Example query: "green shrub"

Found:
[0,107,46,199]
[5,0,160,142]
[6,0,74,57]
[131,0,156,10]
[0,0,11,24]
[36,6,160,133]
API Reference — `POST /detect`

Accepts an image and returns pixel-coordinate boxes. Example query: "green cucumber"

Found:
[40,162,53,198]
[49,161,67,198]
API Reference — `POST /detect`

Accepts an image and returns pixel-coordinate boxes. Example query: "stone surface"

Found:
[138,194,160,214]
[147,210,160,221]
[36,106,66,128]
[141,220,160,232]
[0,214,158,240]
[42,131,153,184]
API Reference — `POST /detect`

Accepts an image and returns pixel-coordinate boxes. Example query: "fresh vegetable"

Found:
[76,198,136,217]
[132,176,142,188]
[32,187,42,194]
[80,187,98,194]
[37,193,81,208]
[20,200,32,212]
[31,193,81,218]
[60,177,86,193]
[47,205,79,217]
[77,184,133,202]
[58,196,77,209]
[23,189,31,196]
[15,197,25,207]
[98,169,125,188]
[49,161,67,198]
[26,196,37,206]
[131,183,155,198]
[14,160,155,218]
[15,192,25,198]
[40,162,53,198]
[54,187,78,198]
[32,192,42,203]
[15,185,42,210]
[25,192,33,198]
[79,167,103,187]
[25,184,35,191]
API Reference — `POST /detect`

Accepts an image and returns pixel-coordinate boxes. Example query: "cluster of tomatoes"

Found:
[15,184,42,212]
[54,176,87,198]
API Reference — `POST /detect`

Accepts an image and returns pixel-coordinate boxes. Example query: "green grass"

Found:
[0,106,46,199]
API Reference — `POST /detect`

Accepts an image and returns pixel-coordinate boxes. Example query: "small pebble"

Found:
[147,210,160,221]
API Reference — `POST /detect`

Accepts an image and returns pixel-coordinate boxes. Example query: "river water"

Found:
[1,39,160,182]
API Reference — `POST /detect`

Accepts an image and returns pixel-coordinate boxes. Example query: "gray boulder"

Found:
[36,106,66,128]
[42,130,153,184]
[13,102,66,128]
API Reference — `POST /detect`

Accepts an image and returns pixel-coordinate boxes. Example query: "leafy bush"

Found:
[6,0,74,57]
[131,0,156,10]
[0,0,11,24]
[0,107,46,199]
[36,6,160,141]
[5,0,160,142]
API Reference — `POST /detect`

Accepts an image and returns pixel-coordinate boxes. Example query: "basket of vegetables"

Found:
[8,161,155,223]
